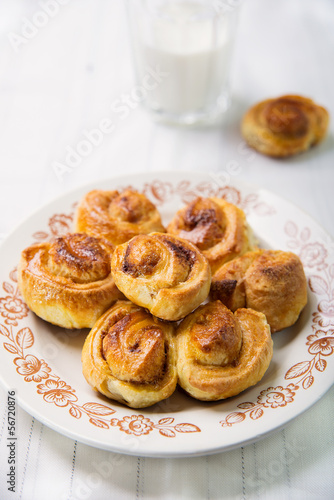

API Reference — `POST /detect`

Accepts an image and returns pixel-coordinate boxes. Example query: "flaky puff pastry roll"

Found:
[82,300,177,408]
[176,301,273,401]
[211,249,307,332]
[167,197,255,273]
[18,233,123,329]
[111,233,211,321]
[241,95,329,157]
[75,188,165,246]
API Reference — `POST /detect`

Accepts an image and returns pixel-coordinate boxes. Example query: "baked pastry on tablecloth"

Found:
[241,95,329,157]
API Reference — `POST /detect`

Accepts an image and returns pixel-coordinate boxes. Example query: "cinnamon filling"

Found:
[47,233,110,283]
[102,311,166,384]
[108,189,155,223]
[122,237,161,277]
[191,302,242,366]
[177,198,225,250]
[265,98,309,137]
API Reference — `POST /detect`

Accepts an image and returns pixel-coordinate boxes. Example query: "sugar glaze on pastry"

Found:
[176,301,273,401]
[18,233,123,329]
[75,188,165,246]
[82,300,177,408]
[211,249,308,332]
[111,232,211,321]
[167,196,255,273]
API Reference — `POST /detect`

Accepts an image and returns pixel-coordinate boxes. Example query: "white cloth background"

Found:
[0,0,333,499]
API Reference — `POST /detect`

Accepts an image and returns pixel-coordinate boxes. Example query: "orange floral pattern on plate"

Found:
[0,180,333,434]
[221,219,334,427]
[118,179,276,216]
[0,194,202,436]
[0,273,200,436]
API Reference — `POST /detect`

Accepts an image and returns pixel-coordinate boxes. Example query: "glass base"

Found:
[144,93,231,128]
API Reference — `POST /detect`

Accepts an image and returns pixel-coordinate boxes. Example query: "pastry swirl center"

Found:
[265,99,308,137]
[108,190,154,223]
[191,302,242,366]
[120,234,194,286]
[47,233,111,283]
[176,198,226,250]
[102,311,166,383]
[122,237,161,277]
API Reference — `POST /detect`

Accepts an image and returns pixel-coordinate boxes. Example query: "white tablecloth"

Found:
[0,0,333,498]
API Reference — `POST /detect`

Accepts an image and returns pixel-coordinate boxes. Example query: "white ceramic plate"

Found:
[0,171,333,458]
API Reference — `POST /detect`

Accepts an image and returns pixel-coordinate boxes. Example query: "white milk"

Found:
[130,1,238,122]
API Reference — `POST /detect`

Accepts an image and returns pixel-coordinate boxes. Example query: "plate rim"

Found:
[0,170,333,457]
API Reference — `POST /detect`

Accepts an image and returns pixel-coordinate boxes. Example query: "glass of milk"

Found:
[126,0,240,126]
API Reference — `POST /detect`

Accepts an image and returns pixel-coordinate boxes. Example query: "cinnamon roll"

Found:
[111,232,211,321]
[241,95,329,157]
[82,300,177,408]
[75,188,165,246]
[211,249,308,332]
[176,301,273,401]
[167,197,255,273]
[18,233,123,329]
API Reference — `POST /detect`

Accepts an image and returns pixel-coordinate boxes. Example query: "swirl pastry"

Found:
[18,233,123,329]
[75,188,165,246]
[111,232,211,321]
[211,249,308,332]
[82,300,177,408]
[167,196,255,273]
[241,95,329,157]
[176,301,273,401]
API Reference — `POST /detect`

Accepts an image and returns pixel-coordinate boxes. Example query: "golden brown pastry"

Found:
[18,233,123,329]
[75,188,165,246]
[167,196,255,273]
[241,95,329,157]
[211,249,308,332]
[82,300,177,408]
[176,301,273,401]
[111,232,211,321]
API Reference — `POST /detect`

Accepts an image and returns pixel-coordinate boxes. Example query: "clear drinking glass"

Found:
[126,0,240,126]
